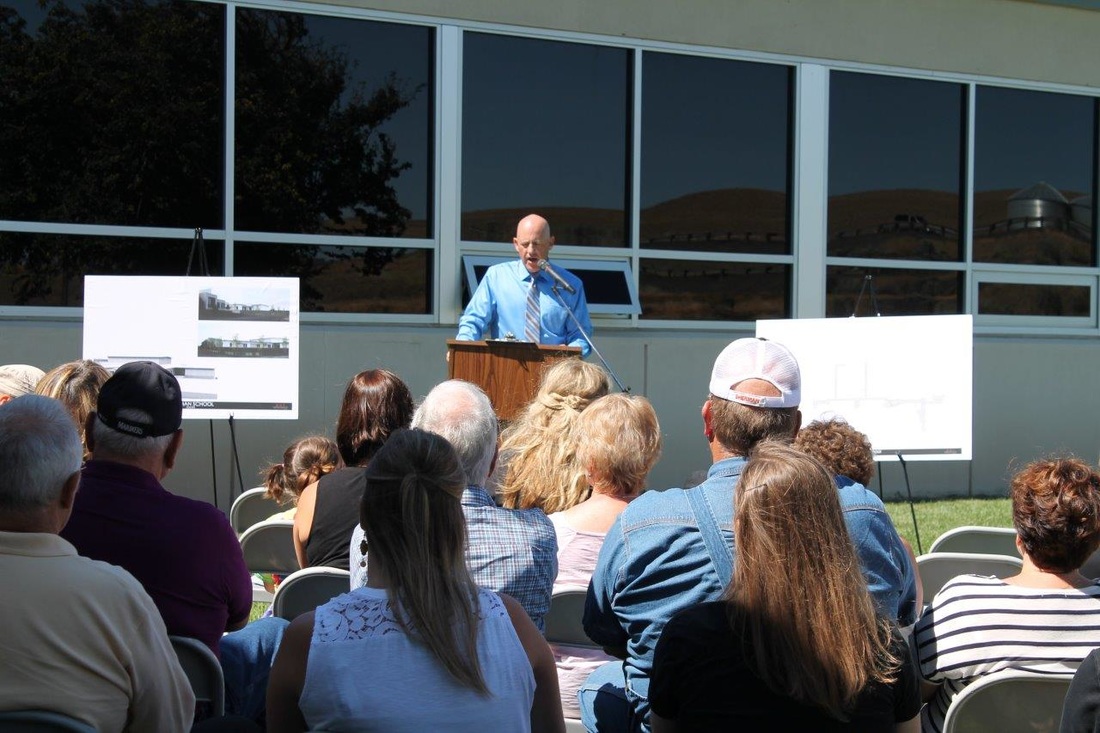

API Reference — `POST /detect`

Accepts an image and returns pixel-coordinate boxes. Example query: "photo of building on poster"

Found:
[83,276,300,420]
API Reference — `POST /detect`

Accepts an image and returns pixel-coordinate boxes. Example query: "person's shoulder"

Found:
[620,485,692,520]
[486,503,556,536]
[165,492,236,532]
[835,475,887,508]
[70,553,159,606]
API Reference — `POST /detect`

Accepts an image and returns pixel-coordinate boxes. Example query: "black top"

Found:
[306,467,366,570]
[650,601,921,731]
[1062,648,1100,733]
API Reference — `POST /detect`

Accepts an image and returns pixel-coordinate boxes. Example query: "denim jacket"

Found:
[583,456,917,730]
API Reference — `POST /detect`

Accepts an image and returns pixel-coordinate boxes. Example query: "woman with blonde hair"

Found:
[34,359,111,459]
[548,393,662,718]
[650,441,921,731]
[496,358,612,513]
[266,428,564,733]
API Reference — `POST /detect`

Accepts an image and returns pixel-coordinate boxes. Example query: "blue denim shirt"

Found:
[583,457,918,730]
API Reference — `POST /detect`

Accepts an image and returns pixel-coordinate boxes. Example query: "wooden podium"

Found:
[446,339,582,422]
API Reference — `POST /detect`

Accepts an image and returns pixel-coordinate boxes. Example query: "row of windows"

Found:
[1,0,1097,325]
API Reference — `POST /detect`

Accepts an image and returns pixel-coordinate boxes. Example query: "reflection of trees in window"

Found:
[234,8,427,237]
[0,0,225,226]
[0,233,223,306]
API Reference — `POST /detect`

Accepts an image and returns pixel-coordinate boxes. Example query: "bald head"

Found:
[513,214,555,275]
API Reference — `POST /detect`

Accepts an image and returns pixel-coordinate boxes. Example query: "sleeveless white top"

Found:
[300,586,535,732]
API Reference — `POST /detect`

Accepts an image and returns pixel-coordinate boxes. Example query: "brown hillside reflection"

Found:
[828,190,961,261]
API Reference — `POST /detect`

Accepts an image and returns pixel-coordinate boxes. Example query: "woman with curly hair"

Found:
[913,456,1100,733]
[495,358,612,513]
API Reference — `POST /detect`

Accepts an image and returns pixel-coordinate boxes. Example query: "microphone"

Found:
[537,259,576,294]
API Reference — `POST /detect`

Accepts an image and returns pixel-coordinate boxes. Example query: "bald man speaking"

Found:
[456,213,593,357]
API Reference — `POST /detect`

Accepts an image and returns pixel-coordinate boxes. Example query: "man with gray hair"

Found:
[350,379,558,630]
[0,394,195,730]
[61,361,252,657]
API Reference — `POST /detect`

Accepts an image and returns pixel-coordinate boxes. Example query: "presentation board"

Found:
[83,276,299,420]
[756,314,972,461]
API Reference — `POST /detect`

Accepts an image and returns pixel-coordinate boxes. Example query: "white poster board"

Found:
[756,314,972,461]
[83,276,299,420]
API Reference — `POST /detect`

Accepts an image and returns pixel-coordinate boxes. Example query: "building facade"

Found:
[2,0,1099,508]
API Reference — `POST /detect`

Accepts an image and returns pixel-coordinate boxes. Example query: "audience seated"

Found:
[0,394,196,732]
[0,362,44,404]
[60,361,252,657]
[548,393,662,718]
[34,358,111,460]
[495,359,611,512]
[913,456,1100,733]
[261,435,343,522]
[1061,647,1100,733]
[581,338,918,733]
[351,379,558,632]
[649,441,921,731]
[793,415,923,615]
[294,368,412,569]
[267,428,565,733]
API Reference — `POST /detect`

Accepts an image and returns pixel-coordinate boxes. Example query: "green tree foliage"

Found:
[0,0,422,307]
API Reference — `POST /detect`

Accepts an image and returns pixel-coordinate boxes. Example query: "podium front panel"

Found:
[446,340,581,422]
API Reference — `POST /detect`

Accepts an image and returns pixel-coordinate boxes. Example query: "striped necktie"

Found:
[524,277,540,344]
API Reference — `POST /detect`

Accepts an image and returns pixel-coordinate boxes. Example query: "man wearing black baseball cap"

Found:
[61,361,253,660]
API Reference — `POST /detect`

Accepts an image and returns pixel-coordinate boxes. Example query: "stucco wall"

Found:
[6,317,1099,510]
[308,0,1100,90]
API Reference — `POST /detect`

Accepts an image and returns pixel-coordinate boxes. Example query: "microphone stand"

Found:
[547,283,629,393]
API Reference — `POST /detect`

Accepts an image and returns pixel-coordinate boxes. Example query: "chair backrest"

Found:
[169,635,225,718]
[1081,547,1100,580]
[230,486,285,535]
[544,586,600,648]
[928,526,1020,557]
[916,551,1024,601]
[238,519,299,576]
[272,566,353,620]
[941,668,1074,733]
[0,711,97,733]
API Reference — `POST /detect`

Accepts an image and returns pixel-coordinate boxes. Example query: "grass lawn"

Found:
[885,497,1012,555]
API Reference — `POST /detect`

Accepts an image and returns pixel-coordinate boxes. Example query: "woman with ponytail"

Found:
[267,428,565,733]
[261,435,343,521]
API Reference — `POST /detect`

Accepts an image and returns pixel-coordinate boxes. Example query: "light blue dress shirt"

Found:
[456,259,593,357]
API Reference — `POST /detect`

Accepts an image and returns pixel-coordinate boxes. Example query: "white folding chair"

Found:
[941,668,1074,733]
[545,586,600,649]
[928,526,1019,557]
[272,567,352,620]
[916,551,1023,601]
[229,486,285,536]
[169,635,225,718]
